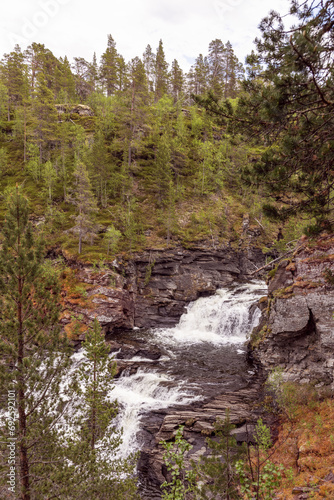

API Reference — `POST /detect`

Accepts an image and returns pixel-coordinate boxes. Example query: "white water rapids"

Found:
[110,281,265,459]
[65,281,266,476]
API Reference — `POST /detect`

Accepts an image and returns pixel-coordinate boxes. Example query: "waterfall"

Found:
[153,281,263,346]
[111,281,266,458]
[63,281,265,467]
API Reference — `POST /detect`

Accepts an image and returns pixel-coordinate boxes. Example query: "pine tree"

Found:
[127,57,150,168]
[72,57,95,101]
[63,318,138,499]
[104,225,122,255]
[237,0,334,226]
[43,159,57,202]
[208,39,226,98]
[0,186,72,499]
[189,54,210,96]
[116,54,128,91]
[100,35,119,96]
[70,160,98,253]
[30,71,58,161]
[154,40,169,101]
[143,44,155,93]
[89,127,110,207]
[2,45,27,121]
[55,56,76,102]
[223,41,244,98]
[155,132,173,204]
[169,59,184,103]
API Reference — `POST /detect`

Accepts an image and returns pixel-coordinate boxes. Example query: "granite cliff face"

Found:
[250,233,334,388]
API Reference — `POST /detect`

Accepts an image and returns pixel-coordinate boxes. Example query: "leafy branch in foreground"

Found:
[236,419,283,500]
[195,409,245,499]
[160,426,196,500]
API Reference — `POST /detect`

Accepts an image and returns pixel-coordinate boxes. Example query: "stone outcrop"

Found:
[55,104,94,116]
[137,385,263,489]
[250,233,334,388]
[59,243,265,336]
[60,267,134,340]
[124,245,264,329]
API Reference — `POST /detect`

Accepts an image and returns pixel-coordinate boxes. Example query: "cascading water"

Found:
[64,281,265,497]
[111,281,266,460]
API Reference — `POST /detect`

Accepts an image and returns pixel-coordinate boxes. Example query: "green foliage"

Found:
[62,318,138,499]
[235,419,283,500]
[323,268,334,286]
[195,409,245,499]
[236,1,334,226]
[104,225,122,255]
[0,35,282,258]
[236,458,283,500]
[0,186,72,499]
[266,367,320,421]
[144,258,156,285]
[42,160,57,201]
[160,426,196,500]
[70,160,98,254]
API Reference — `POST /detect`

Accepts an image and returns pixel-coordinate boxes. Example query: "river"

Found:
[107,280,266,496]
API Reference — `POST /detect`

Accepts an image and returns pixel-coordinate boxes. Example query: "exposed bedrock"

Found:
[125,245,264,329]
[137,385,263,489]
[250,233,334,388]
[60,243,265,336]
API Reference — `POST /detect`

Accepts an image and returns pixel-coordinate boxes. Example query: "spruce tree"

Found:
[188,54,209,97]
[208,39,226,99]
[0,186,72,499]
[2,45,27,120]
[154,40,169,101]
[169,59,184,103]
[30,72,58,161]
[143,44,156,93]
[223,41,244,98]
[100,35,119,96]
[64,318,138,499]
[127,57,150,168]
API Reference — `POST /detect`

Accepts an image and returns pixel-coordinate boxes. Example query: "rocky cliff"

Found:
[59,243,265,338]
[250,233,334,389]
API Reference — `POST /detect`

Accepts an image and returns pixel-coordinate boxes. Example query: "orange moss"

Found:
[60,268,92,309]
[273,398,334,499]
[64,319,87,340]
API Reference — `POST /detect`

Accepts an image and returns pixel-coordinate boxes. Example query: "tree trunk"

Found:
[17,285,30,499]
[91,354,97,450]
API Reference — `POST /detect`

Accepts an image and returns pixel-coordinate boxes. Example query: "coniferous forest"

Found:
[0,34,254,260]
[1,0,334,499]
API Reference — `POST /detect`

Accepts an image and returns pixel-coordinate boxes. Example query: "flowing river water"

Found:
[70,280,266,497]
[111,282,266,486]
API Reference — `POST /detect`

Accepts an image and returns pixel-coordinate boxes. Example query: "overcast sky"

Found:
[1,0,292,71]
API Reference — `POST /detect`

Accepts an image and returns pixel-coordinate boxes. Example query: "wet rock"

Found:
[61,244,265,340]
[137,385,264,487]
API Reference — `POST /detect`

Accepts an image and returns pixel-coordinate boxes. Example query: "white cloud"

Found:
[1,0,292,70]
